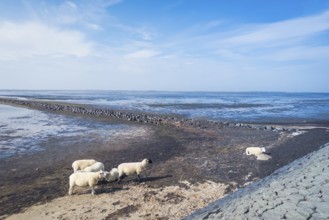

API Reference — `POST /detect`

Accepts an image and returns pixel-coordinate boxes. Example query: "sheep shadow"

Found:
[96,185,129,195]
[141,175,173,183]
[117,175,173,184]
[94,175,172,194]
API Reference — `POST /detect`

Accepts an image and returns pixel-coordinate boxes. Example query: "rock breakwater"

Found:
[0,97,295,132]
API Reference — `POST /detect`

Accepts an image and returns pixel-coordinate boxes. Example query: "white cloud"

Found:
[22,0,122,31]
[189,10,329,64]
[125,49,160,58]
[84,22,103,31]
[110,22,158,41]
[45,0,157,40]
[0,21,93,60]
[55,1,80,25]
[224,10,329,45]
[0,2,328,92]
[261,46,329,62]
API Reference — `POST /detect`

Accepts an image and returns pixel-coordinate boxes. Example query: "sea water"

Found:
[1,90,329,123]
[0,103,134,158]
[1,91,329,158]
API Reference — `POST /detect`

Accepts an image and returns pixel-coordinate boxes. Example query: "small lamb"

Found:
[245,147,266,156]
[82,162,105,172]
[118,158,152,182]
[72,159,97,173]
[69,171,106,195]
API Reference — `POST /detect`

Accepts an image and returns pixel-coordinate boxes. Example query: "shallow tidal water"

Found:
[1,90,329,123]
[1,90,329,158]
[0,104,137,158]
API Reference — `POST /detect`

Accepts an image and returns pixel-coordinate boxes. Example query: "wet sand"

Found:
[1,101,329,219]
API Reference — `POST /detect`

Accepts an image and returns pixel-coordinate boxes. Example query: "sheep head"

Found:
[99,170,107,179]
[145,159,153,164]
[140,159,152,167]
[105,169,119,182]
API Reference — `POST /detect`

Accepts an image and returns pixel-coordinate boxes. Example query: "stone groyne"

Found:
[0,97,294,132]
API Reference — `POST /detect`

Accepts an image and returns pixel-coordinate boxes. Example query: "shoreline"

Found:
[1,98,329,219]
[1,97,315,132]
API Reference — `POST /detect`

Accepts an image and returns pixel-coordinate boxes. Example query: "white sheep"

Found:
[245,147,266,156]
[105,168,119,182]
[256,153,272,161]
[72,159,97,173]
[118,158,152,182]
[82,162,105,172]
[68,171,106,195]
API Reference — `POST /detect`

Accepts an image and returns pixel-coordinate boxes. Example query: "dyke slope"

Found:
[185,142,329,220]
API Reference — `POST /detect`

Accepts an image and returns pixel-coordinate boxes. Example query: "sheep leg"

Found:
[137,174,141,182]
[69,186,74,195]
[117,173,125,183]
[91,186,95,195]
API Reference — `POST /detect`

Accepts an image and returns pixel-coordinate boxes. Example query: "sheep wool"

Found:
[105,168,119,182]
[82,162,105,172]
[256,153,272,161]
[118,158,152,181]
[245,147,266,156]
[72,159,97,173]
[69,171,106,195]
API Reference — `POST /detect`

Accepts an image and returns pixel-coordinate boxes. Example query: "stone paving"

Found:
[185,143,329,220]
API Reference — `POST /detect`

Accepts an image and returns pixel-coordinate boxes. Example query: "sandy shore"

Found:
[1,100,329,219]
[5,180,228,220]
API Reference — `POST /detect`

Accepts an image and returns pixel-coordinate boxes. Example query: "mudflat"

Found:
[1,101,329,219]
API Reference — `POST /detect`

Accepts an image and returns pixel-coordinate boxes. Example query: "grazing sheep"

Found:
[82,162,105,172]
[72,159,97,173]
[245,147,266,156]
[118,159,152,182]
[105,168,119,182]
[68,171,106,195]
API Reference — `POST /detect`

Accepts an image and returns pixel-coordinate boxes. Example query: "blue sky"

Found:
[0,0,329,92]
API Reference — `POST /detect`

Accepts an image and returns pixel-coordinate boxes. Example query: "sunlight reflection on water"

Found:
[0,104,139,158]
